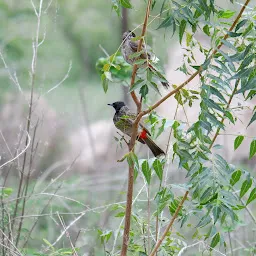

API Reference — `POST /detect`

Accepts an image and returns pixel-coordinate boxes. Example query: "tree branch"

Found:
[121,1,153,255]
[137,0,251,119]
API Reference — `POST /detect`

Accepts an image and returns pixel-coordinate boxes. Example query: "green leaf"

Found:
[139,84,149,97]
[153,159,163,181]
[249,140,256,159]
[236,77,256,94]
[230,170,241,186]
[120,0,132,8]
[220,39,237,51]
[235,19,248,32]
[214,59,231,75]
[43,239,54,250]
[229,67,254,80]
[248,111,256,127]
[217,49,236,71]
[234,136,244,150]
[210,233,220,248]
[200,187,213,203]
[186,32,192,46]
[196,214,211,228]
[204,98,224,113]
[240,54,255,69]
[212,206,221,224]
[142,160,151,184]
[208,86,227,103]
[129,79,145,92]
[240,178,252,198]
[227,31,242,37]
[157,15,174,29]
[203,25,210,36]
[225,111,234,124]
[217,10,235,19]
[179,20,187,44]
[102,78,108,93]
[186,162,200,177]
[115,211,125,217]
[246,188,256,205]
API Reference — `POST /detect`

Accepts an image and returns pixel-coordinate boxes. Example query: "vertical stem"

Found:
[147,185,151,254]
[120,165,134,256]
[120,1,152,256]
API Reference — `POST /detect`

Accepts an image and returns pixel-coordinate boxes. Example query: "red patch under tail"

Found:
[139,129,147,140]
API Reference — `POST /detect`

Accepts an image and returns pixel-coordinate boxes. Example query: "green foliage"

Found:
[96,53,132,92]
[100,0,256,253]
[234,135,244,150]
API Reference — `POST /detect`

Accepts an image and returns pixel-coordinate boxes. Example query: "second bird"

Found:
[121,30,169,89]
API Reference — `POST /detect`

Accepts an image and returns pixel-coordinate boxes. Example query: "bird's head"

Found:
[108,101,125,112]
[122,30,136,42]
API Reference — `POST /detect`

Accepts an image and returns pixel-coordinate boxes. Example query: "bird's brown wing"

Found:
[119,108,151,144]
[129,40,150,60]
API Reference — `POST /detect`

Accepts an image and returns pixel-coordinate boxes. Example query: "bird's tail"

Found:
[148,64,170,89]
[143,137,165,157]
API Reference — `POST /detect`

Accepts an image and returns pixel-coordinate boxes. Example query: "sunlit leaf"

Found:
[210,233,220,248]
[203,25,210,36]
[230,169,241,186]
[142,160,151,184]
[217,10,235,19]
[153,159,163,181]
[249,140,256,159]
[246,188,256,205]
[240,178,252,198]
[120,0,132,9]
[234,135,244,150]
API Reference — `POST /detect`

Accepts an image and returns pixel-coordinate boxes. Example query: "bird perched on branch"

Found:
[108,101,165,157]
[121,30,169,89]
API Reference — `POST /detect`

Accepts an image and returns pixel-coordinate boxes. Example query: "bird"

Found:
[121,30,169,89]
[108,101,165,157]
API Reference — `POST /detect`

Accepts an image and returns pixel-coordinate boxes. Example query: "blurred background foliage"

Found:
[0,0,174,123]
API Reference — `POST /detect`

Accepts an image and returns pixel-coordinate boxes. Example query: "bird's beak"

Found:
[107,103,113,106]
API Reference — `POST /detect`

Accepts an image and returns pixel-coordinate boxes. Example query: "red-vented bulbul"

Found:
[108,101,165,157]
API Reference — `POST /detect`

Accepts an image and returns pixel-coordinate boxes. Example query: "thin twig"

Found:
[13,0,44,248]
[45,60,72,94]
[0,131,31,170]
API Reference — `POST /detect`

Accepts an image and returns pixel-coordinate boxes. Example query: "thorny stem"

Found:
[120,0,152,255]
[147,0,251,254]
